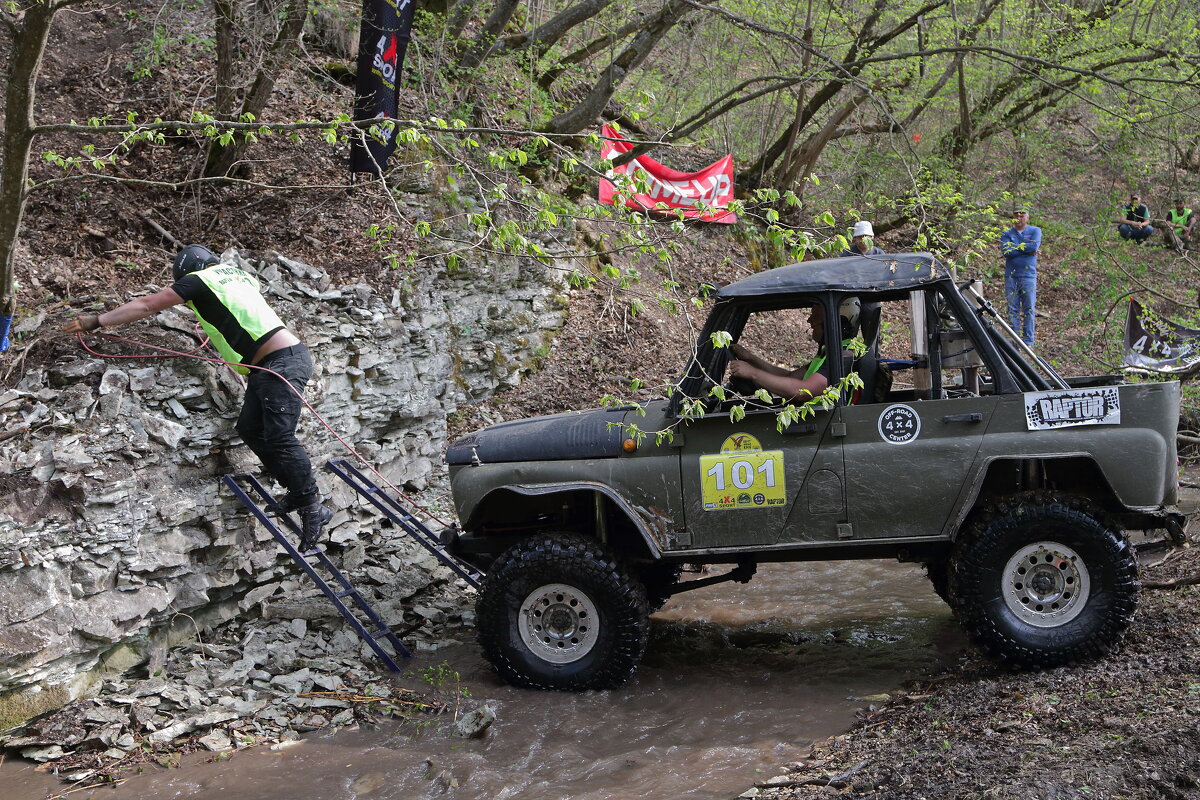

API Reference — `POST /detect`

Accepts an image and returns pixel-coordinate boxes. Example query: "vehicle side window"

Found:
[872,291,995,400]
[736,307,816,368]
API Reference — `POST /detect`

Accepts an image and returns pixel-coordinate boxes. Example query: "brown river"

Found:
[6,560,963,800]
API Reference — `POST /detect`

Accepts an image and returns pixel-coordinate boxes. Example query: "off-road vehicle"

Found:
[445,253,1185,690]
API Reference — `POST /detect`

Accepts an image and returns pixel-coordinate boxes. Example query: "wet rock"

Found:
[199,730,233,752]
[59,769,97,783]
[20,744,65,762]
[452,703,496,739]
[291,712,328,731]
[350,772,388,795]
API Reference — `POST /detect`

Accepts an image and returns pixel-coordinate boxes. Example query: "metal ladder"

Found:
[324,458,484,590]
[222,473,411,672]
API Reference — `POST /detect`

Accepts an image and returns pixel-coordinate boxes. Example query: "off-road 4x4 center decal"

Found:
[1024,387,1121,430]
[699,434,787,511]
[878,404,921,444]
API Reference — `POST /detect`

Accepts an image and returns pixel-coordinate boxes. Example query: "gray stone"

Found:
[198,730,232,751]
[270,668,314,694]
[83,706,129,725]
[20,745,65,762]
[142,413,188,448]
[451,703,497,738]
[127,368,157,393]
[98,368,129,396]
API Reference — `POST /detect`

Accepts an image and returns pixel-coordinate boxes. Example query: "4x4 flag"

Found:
[1124,298,1200,373]
[350,0,415,175]
[598,125,736,223]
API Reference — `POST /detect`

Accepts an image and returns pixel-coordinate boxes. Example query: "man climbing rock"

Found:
[62,245,333,550]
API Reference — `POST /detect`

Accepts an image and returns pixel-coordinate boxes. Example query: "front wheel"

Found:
[475,533,649,690]
[948,494,1138,669]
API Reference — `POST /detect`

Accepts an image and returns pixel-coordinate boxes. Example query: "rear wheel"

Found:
[476,533,649,690]
[949,494,1138,668]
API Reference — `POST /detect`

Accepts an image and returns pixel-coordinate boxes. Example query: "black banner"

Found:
[350,0,415,175]
[1123,298,1200,373]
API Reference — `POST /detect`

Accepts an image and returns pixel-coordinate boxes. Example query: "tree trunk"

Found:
[204,0,310,178]
[0,3,57,316]
[543,0,702,135]
[458,0,521,72]
[446,0,481,40]
[493,0,614,61]
[214,0,237,119]
[538,13,646,90]
[778,92,868,191]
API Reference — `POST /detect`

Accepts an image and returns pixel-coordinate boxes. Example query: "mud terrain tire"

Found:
[949,494,1138,668]
[476,533,649,690]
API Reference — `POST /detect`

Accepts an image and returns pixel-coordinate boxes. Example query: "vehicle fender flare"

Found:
[947,453,1120,540]
[470,482,665,559]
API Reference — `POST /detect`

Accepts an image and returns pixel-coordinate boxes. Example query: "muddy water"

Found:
[5,560,963,800]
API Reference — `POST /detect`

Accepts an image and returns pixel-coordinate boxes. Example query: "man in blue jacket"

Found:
[1000,208,1041,346]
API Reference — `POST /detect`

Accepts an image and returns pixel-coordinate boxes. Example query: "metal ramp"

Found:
[324,458,484,589]
[222,473,411,672]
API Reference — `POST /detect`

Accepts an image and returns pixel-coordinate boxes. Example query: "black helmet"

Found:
[172,244,219,281]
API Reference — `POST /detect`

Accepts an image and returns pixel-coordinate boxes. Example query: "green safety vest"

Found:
[186,266,285,374]
[1168,207,1193,233]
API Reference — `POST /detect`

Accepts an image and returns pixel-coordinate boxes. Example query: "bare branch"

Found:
[459,0,520,71]
[539,14,653,89]
[495,0,616,60]
[544,0,711,135]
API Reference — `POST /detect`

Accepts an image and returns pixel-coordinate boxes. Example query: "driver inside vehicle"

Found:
[729,298,860,403]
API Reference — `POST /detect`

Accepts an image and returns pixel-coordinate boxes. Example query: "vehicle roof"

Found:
[717,252,951,298]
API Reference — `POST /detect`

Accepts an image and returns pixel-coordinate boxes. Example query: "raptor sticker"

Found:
[1024,387,1120,430]
[699,434,786,511]
[878,404,921,444]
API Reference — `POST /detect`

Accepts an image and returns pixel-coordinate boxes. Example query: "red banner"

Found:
[598,125,736,223]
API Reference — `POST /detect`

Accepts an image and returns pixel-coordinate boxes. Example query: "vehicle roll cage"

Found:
[670,275,1066,417]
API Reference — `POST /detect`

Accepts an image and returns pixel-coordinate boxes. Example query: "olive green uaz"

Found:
[445,253,1184,690]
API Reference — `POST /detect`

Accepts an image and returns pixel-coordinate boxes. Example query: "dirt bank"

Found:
[745,535,1200,800]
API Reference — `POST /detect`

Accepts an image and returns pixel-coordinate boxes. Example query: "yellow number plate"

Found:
[699,450,787,511]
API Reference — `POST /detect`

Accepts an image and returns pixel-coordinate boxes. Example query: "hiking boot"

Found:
[267,494,300,515]
[298,503,333,551]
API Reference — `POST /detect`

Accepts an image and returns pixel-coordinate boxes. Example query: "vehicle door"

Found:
[677,406,840,549]
[675,301,846,550]
[838,289,998,540]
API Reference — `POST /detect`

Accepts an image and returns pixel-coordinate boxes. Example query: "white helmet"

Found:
[852,221,874,238]
[838,296,861,338]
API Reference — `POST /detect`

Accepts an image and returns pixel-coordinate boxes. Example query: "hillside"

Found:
[3,1,1200,798]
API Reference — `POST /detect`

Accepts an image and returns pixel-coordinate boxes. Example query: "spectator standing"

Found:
[1118,194,1154,244]
[841,221,885,256]
[1164,198,1195,252]
[1000,208,1041,346]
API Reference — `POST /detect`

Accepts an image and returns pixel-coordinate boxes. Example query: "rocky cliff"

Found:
[0,247,572,730]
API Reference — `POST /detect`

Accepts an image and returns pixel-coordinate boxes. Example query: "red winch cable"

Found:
[75,330,451,528]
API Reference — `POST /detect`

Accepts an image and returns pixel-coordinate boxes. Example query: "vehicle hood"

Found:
[445,406,630,465]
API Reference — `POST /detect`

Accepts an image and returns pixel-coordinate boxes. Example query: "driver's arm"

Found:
[729,343,793,378]
[728,360,829,402]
